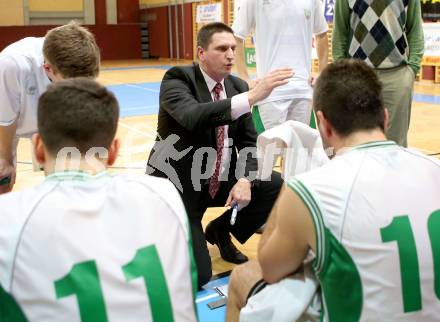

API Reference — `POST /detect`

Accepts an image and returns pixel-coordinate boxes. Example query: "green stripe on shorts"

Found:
[251,105,265,134]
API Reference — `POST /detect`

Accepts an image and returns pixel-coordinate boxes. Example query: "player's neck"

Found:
[44,157,108,176]
[335,128,388,153]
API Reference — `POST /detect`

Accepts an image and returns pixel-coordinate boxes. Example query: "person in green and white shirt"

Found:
[0,78,197,322]
[227,59,440,322]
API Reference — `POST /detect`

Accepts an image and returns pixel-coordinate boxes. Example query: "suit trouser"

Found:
[188,172,283,288]
[376,65,415,147]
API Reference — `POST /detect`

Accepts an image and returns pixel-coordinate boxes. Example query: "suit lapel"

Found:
[194,63,214,103]
[224,76,238,98]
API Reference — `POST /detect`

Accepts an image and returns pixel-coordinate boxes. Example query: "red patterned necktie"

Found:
[209,82,224,198]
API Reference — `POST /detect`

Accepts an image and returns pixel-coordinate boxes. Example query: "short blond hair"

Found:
[43,21,100,78]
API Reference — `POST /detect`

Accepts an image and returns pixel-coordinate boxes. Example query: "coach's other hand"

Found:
[248,68,294,106]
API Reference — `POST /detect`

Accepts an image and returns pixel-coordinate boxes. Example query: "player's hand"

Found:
[248,68,294,106]
[309,73,320,87]
[225,178,252,210]
[0,158,16,194]
[247,79,260,90]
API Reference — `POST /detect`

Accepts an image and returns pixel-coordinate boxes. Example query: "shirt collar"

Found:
[46,170,110,182]
[199,66,225,93]
[337,140,398,156]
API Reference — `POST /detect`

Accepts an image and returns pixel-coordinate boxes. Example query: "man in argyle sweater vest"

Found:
[332,0,424,147]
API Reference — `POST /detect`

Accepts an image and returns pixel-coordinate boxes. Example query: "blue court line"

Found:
[108,82,440,119]
[196,276,229,322]
[413,93,440,105]
[107,82,161,117]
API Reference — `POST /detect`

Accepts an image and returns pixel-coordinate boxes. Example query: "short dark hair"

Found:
[197,22,234,49]
[43,21,100,78]
[313,59,385,136]
[38,78,119,155]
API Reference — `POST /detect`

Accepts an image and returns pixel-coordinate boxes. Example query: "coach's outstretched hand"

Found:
[248,68,294,106]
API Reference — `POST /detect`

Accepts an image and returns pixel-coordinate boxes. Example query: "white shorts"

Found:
[258,98,312,131]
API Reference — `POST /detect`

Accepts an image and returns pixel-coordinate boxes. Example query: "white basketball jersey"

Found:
[0,171,197,322]
[0,37,50,137]
[289,141,440,321]
[232,0,328,103]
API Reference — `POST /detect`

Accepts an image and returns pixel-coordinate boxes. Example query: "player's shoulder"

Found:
[114,174,185,209]
[113,173,188,227]
[0,53,30,77]
[292,149,363,196]
[0,37,43,70]
[0,181,57,228]
[115,173,178,193]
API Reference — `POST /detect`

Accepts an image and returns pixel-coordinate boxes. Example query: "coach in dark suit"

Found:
[147,22,293,288]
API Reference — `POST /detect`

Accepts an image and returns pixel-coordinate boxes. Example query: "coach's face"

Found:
[198,31,236,82]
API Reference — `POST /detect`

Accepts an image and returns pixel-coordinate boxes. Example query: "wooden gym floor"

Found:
[13,59,440,276]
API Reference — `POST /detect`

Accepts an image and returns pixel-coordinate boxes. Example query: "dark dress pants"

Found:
[188,172,283,289]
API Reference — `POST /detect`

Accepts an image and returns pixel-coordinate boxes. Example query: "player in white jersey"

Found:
[0,22,100,194]
[0,78,197,322]
[227,59,440,321]
[232,0,328,131]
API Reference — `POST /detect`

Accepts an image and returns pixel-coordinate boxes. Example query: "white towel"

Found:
[257,121,329,181]
[239,262,321,322]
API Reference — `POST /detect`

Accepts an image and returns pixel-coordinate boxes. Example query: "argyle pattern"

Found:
[348,0,409,69]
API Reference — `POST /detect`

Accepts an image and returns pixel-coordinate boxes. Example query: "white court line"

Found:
[119,143,154,153]
[120,83,160,93]
[99,77,160,93]
[118,121,157,140]
[196,293,221,303]
[122,104,158,112]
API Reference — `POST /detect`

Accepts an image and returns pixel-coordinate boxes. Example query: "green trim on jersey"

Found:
[353,140,397,150]
[0,285,28,321]
[287,180,326,273]
[46,171,110,182]
[188,238,199,320]
[319,231,363,322]
[288,179,363,322]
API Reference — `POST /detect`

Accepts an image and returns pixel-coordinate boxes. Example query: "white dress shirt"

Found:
[199,67,250,177]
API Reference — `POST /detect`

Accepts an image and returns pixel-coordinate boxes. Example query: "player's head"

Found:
[43,21,100,81]
[197,22,236,82]
[34,78,119,170]
[313,59,386,144]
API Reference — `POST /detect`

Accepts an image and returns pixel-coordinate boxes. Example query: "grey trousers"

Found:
[376,65,415,147]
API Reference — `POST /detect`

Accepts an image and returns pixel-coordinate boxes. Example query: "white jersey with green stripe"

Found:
[0,171,197,322]
[289,141,440,322]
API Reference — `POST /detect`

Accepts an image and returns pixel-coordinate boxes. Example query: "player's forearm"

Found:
[316,32,329,72]
[234,37,250,81]
[0,123,17,162]
[258,201,278,251]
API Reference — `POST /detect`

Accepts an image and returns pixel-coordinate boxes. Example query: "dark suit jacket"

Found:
[147,63,258,216]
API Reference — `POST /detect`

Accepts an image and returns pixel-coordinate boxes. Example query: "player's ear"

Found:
[32,133,46,165]
[316,111,331,138]
[107,138,120,166]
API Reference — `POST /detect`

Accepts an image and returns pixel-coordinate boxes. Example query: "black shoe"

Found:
[255,224,266,234]
[205,222,248,264]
